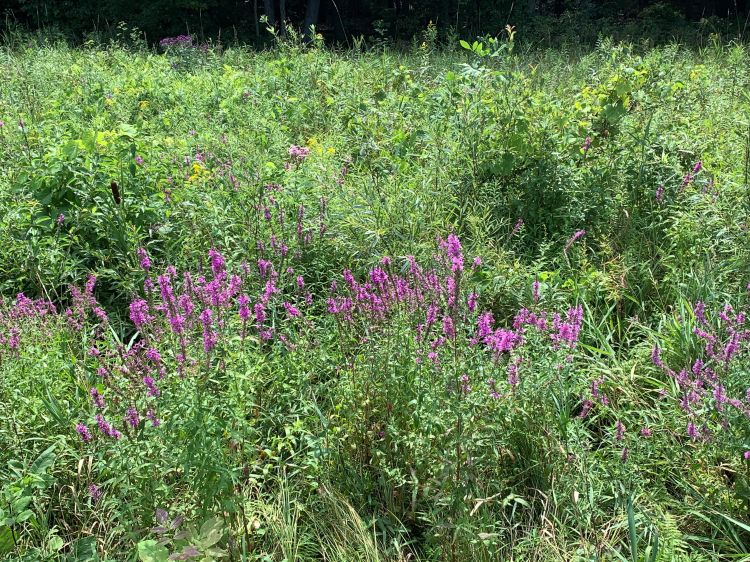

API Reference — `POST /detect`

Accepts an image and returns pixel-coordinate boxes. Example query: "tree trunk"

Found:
[279,0,287,37]
[263,0,276,27]
[304,0,321,42]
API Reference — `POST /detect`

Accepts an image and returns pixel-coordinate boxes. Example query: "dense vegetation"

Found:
[2,26,750,561]
[3,0,749,47]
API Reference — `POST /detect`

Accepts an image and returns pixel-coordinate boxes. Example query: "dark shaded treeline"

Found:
[1,0,748,45]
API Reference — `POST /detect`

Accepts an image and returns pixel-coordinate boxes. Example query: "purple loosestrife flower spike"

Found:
[76,423,93,442]
[655,185,665,203]
[125,407,140,428]
[90,388,105,409]
[88,484,102,502]
[615,420,625,441]
[532,280,541,303]
[137,247,151,270]
[564,230,586,253]
[283,302,300,318]
[129,299,152,329]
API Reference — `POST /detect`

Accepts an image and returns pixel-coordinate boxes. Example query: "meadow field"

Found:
[1,29,750,561]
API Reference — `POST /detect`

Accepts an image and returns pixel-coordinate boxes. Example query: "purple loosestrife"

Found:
[143,376,161,397]
[283,301,301,318]
[57,213,65,225]
[564,230,586,253]
[90,388,106,409]
[238,294,251,321]
[88,484,102,502]
[615,420,626,441]
[655,184,665,203]
[651,346,664,368]
[442,315,456,339]
[125,407,140,428]
[532,280,541,303]
[439,234,464,273]
[581,136,592,154]
[137,247,151,271]
[129,299,152,329]
[76,423,93,442]
[199,309,217,353]
[208,248,226,276]
[288,145,310,161]
[146,409,161,427]
[687,421,699,440]
[95,414,122,439]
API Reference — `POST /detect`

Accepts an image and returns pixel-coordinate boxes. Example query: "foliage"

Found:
[1,33,750,562]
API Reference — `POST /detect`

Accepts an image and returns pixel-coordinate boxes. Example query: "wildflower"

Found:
[145,347,162,363]
[564,230,586,253]
[578,399,593,418]
[76,423,93,442]
[57,213,65,225]
[88,484,102,502]
[146,409,161,427]
[467,291,478,312]
[283,301,300,318]
[581,136,592,154]
[208,248,225,276]
[532,280,540,303]
[640,427,652,437]
[125,407,140,428]
[199,309,217,353]
[472,256,482,268]
[651,346,664,368]
[620,447,629,462]
[655,184,665,203]
[129,299,152,329]
[135,155,144,166]
[143,376,161,398]
[137,247,151,270]
[238,294,251,321]
[693,301,707,324]
[507,362,520,387]
[442,315,456,339]
[95,414,121,439]
[288,145,310,161]
[744,451,750,460]
[687,421,699,440]
[439,234,464,273]
[511,218,524,236]
[90,388,105,409]
[615,420,625,441]
[459,373,471,394]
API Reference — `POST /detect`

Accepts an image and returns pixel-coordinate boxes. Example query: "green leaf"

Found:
[198,516,224,548]
[0,526,13,556]
[459,40,471,51]
[30,445,56,476]
[137,540,170,562]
